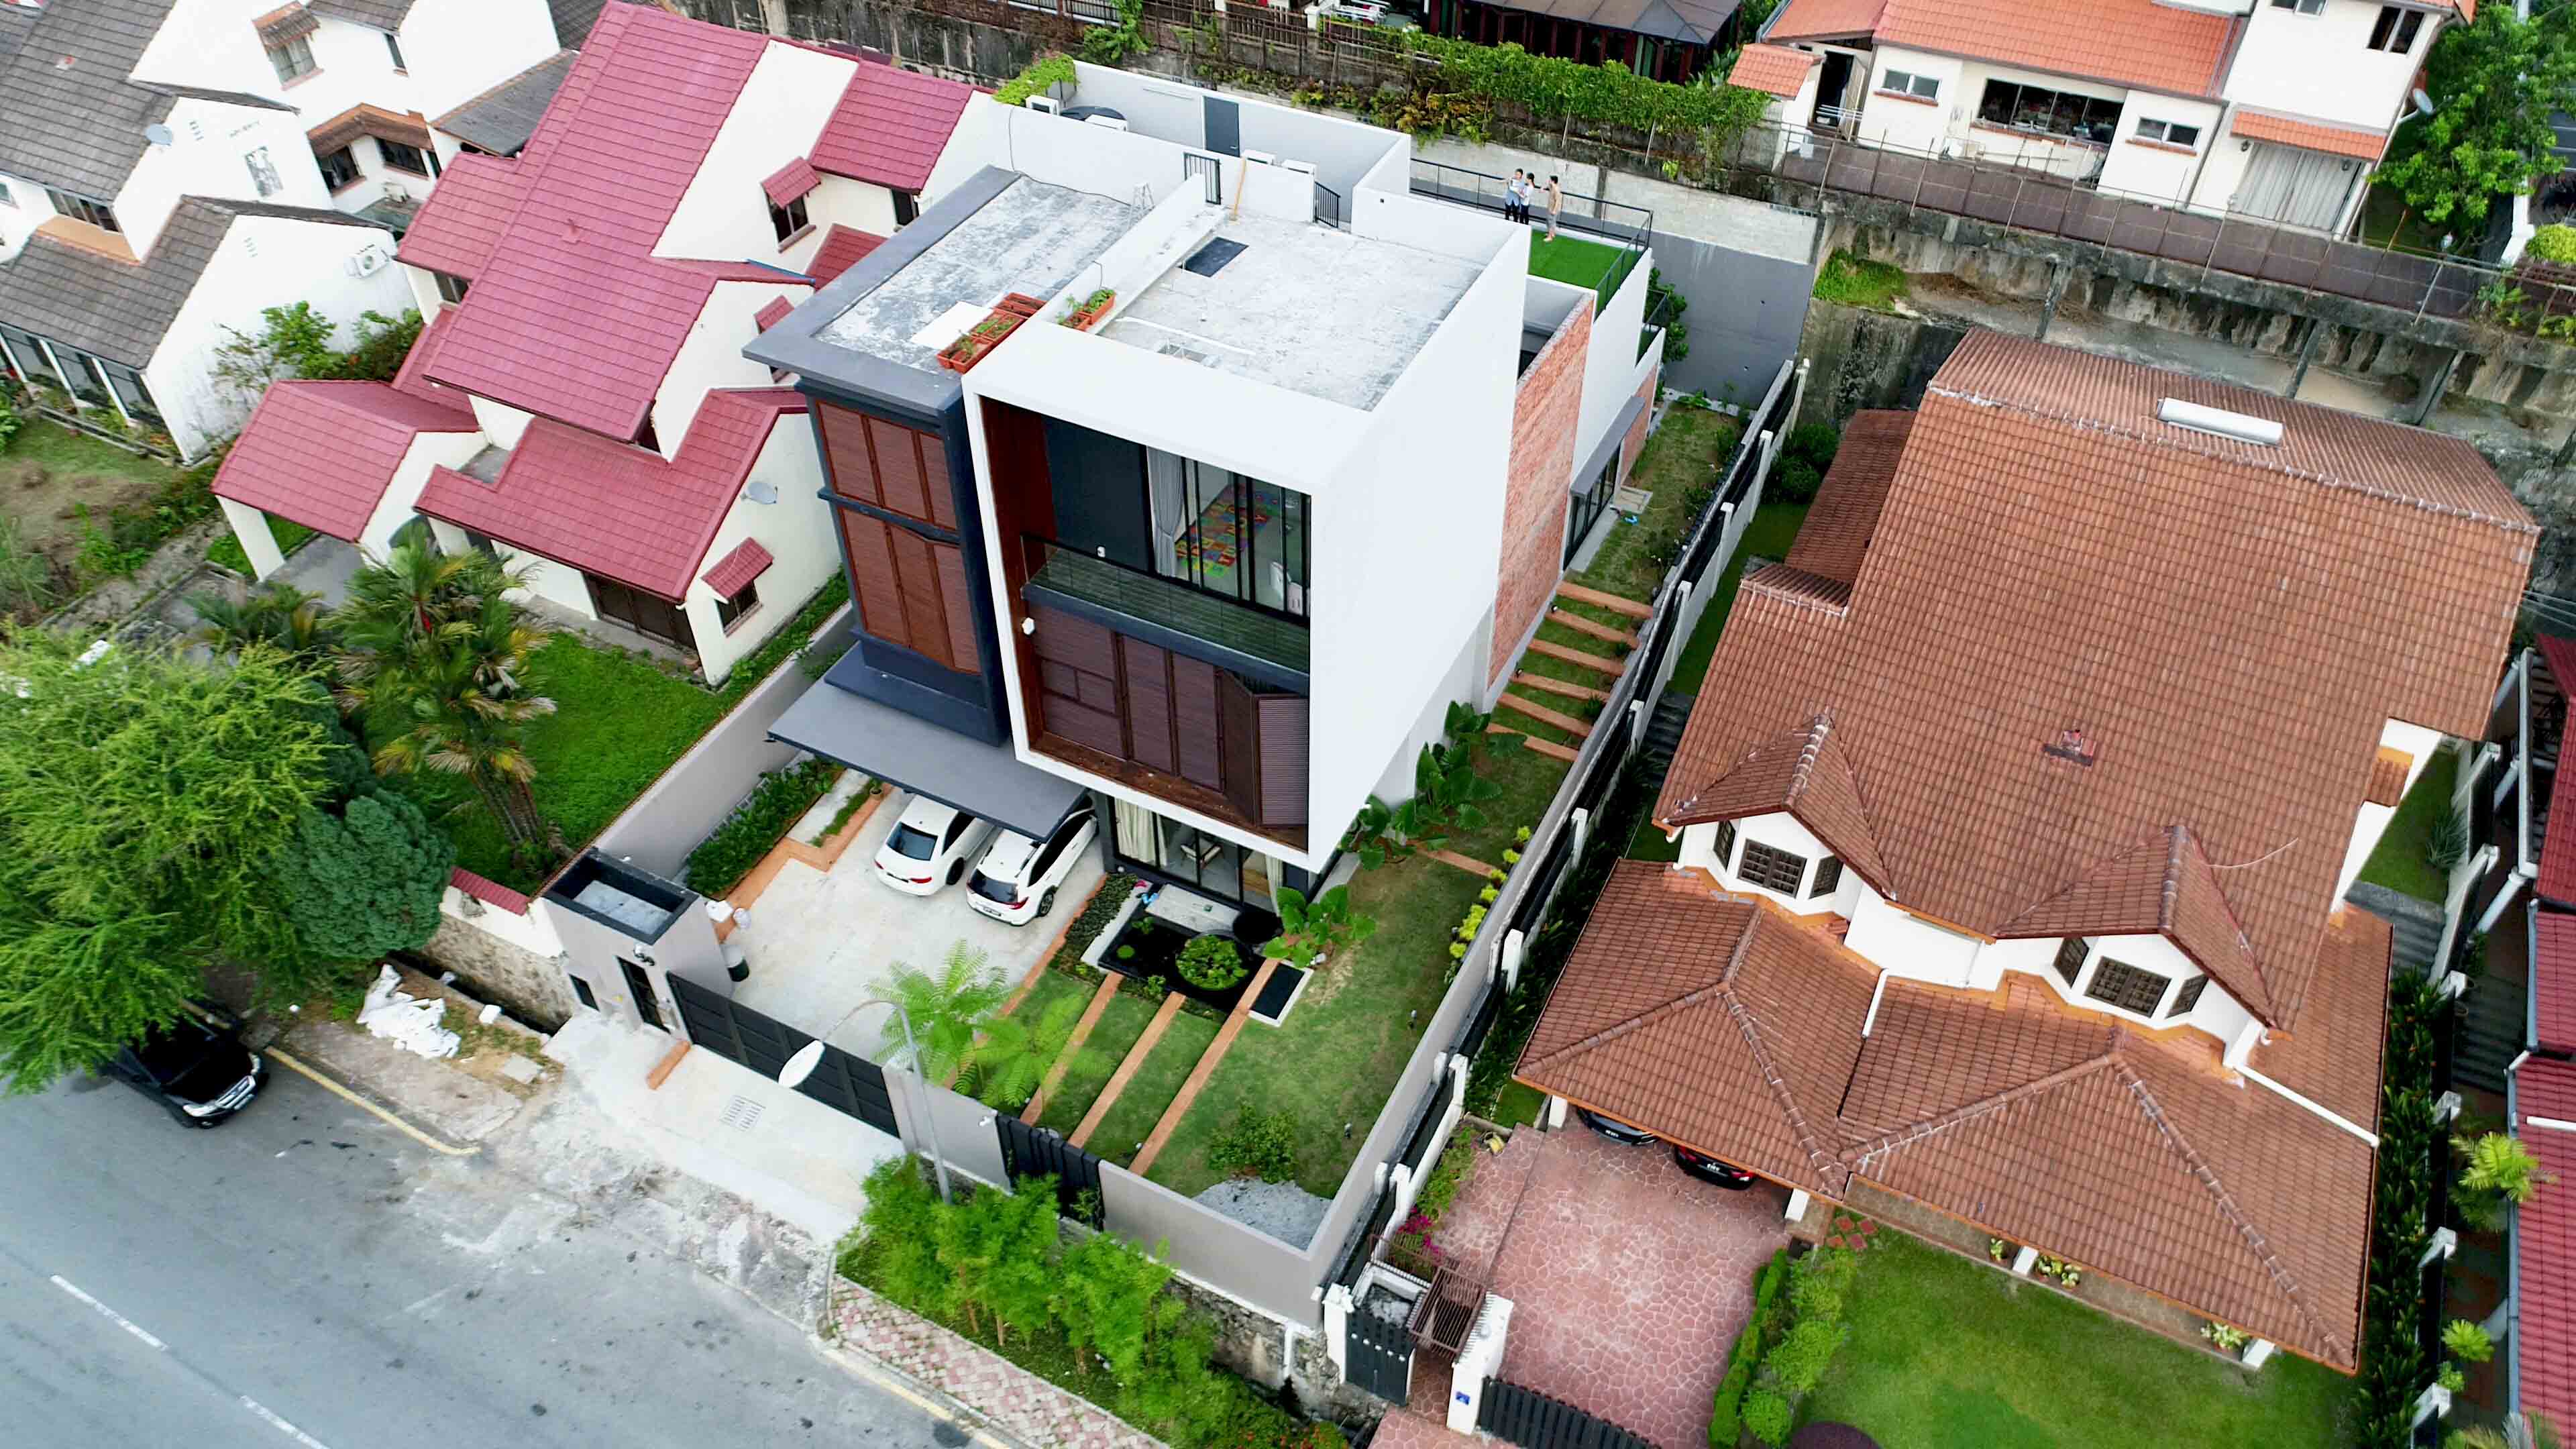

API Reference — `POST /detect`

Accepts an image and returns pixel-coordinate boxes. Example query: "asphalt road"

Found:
[1,1067,960,1449]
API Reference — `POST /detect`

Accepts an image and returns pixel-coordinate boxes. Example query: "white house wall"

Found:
[2095,95,2224,207]
[0,172,57,259]
[796,176,898,257]
[398,0,564,122]
[359,429,486,558]
[2336,719,2449,904]
[657,43,857,266]
[145,214,407,458]
[680,417,833,685]
[1857,47,1961,157]
[1571,250,1652,482]
[2224,0,2435,131]
[468,395,535,448]
[438,883,566,958]
[2188,124,2261,214]
[652,280,813,451]
[119,99,333,256]
[1843,887,1986,987]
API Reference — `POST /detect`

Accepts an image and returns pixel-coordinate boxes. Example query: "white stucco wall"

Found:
[2224,0,2440,131]
[439,882,567,957]
[1677,810,1844,916]
[2336,719,2449,904]
[2096,95,2224,207]
[358,429,487,558]
[0,170,56,259]
[651,280,812,450]
[793,175,899,263]
[1570,248,1653,484]
[117,99,333,256]
[501,543,600,618]
[680,416,835,685]
[468,395,535,448]
[1856,47,1961,156]
[144,213,408,458]
[399,0,563,121]
[655,42,856,266]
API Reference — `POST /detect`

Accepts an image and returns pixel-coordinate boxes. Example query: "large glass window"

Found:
[379,141,437,178]
[1738,841,1806,894]
[1976,80,2122,146]
[266,34,316,84]
[44,188,119,232]
[317,146,362,192]
[1146,451,1310,621]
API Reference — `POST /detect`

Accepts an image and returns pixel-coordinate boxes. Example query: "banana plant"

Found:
[1261,884,1379,971]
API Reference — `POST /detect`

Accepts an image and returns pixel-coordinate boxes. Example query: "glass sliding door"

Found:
[1146,450,1311,621]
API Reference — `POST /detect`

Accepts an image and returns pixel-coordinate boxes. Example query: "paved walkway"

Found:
[1435,1128,1791,1449]
[829,1280,1164,1449]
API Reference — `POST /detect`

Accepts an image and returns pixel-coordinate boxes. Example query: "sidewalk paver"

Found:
[829,1280,1163,1449]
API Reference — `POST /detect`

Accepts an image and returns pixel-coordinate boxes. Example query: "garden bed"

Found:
[1035,991,1161,1135]
[1099,912,1264,1015]
[1087,1011,1222,1161]
[2356,747,2460,905]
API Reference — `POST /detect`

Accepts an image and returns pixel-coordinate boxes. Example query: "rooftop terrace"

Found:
[1097,214,1484,411]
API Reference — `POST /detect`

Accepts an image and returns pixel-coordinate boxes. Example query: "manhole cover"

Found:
[719,1095,765,1132]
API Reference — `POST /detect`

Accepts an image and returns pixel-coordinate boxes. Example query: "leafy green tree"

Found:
[853,1158,950,1311]
[879,939,1009,1079]
[278,793,456,962]
[0,640,333,1090]
[332,543,559,860]
[961,989,1084,1110]
[1055,1230,1179,1377]
[2379,5,2576,228]
[934,1178,1059,1343]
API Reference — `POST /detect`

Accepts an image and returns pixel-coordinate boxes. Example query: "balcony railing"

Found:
[1020,535,1310,689]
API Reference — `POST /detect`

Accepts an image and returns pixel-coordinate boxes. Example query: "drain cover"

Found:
[719,1095,765,1132]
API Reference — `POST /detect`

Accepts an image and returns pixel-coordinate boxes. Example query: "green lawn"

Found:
[1529,234,1632,310]
[1804,1234,2355,1449]
[1490,1081,1546,1128]
[1812,250,1910,311]
[207,518,315,576]
[1036,991,1157,1134]
[1447,736,1570,864]
[1666,500,1811,694]
[1568,407,1743,606]
[376,632,726,890]
[2356,747,2461,905]
[1144,853,1481,1197]
[1089,1010,1219,1163]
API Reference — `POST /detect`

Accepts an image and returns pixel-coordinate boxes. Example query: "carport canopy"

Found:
[768,682,1088,839]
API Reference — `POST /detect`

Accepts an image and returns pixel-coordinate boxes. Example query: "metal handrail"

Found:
[1021,533,1313,629]
[1407,157,1655,278]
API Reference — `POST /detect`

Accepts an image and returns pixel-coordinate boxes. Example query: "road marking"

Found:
[261,1044,481,1157]
[820,1338,1016,1449]
[238,1394,335,1449]
[50,1275,167,1350]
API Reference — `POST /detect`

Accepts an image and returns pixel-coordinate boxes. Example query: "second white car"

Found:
[966,807,1099,926]
[872,795,998,896]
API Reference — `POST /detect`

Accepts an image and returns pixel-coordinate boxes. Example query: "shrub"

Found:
[1761,1318,1844,1396]
[2445,1318,2496,1364]
[1782,422,1840,474]
[1208,1108,1298,1181]
[1707,1360,1750,1446]
[1741,1388,1791,1448]
[1176,932,1250,989]
[1769,458,1823,505]
[2532,224,2576,264]
[2201,1320,2252,1353]
[682,758,839,896]
[1413,1128,1481,1222]
[1752,1248,1790,1322]
[2430,807,2471,872]
[1788,1244,1860,1323]
[1729,1320,1762,1372]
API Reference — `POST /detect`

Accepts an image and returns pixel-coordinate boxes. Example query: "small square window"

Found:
[380,141,435,178]
[1882,69,1937,100]
[2137,119,2201,148]
[716,579,759,630]
[2368,5,2424,51]
[569,973,599,1010]
[1808,855,1843,900]
[2269,0,2325,11]
[768,193,808,246]
[894,191,920,226]
[2084,957,2170,1016]
[267,34,316,84]
[1711,818,1738,873]
[317,146,361,192]
[2053,936,2088,987]
[434,270,470,305]
[2165,974,2209,1018]
[1739,841,1806,895]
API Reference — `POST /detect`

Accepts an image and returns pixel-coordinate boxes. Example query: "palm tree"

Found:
[879,940,1010,1079]
[331,544,559,857]
[190,580,331,665]
[962,991,1085,1111]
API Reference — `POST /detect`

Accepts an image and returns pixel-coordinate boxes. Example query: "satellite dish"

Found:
[143,123,174,146]
[742,479,778,504]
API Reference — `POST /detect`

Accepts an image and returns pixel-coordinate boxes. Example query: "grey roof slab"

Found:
[0,0,180,200]
[434,50,576,155]
[311,0,418,28]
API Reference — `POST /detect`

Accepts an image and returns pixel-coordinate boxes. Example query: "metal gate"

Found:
[1184,151,1222,205]
[1477,1381,1652,1449]
[1344,1284,1415,1403]
[665,975,899,1136]
[996,1115,1105,1227]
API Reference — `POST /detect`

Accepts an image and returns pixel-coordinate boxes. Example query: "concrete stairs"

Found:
[1644,692,1694,774]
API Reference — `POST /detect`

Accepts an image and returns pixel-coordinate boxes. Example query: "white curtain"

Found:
[1116,798,1161,868]
[1145,448,1189,578]
[2235,144,2355,231]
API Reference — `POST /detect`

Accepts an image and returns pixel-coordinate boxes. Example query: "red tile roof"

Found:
[2538,911,2576,1056]
[1660,331,2535,1036]
[808,223,885,282]
[388,306,464,408]
[415,388,806,600]
[1728,44,1820,99]
[2518,1059,2576,1428]
[702,537,775,595]
[1766,0,1886,41]
[1775,0,2238,98]
[763,156,820,207]
[420,5,771,440]
[449,867,532,914]
[1520,861,2388,1368]
[2231,109,2388,162]
[211,380,477,541]
[2536,635,2576,907]
[810,58,975,192]
[394,150,529,280]
[753,296,793,331]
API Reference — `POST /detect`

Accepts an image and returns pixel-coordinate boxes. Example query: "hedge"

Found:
[682,758,839,896]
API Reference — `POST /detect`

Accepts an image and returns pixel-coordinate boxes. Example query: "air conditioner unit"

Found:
[1083,115,1130,131]
[1279,158,1316,176]
[1243,148,1277,166]
[1026,95,1061,114]
[347,245,387,278]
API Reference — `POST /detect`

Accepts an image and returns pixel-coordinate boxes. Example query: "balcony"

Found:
[1020,536,1308,692]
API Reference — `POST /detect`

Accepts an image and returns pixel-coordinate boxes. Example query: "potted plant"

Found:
[1064,288,1115,331]
[997,292,1047,319]
[936,311,1025,373]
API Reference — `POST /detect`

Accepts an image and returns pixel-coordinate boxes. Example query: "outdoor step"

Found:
[1128,959,1280,1178]
[1071,992,1185,1150]
[1496,691,1593,738]
[1020,973,1122,1126]
[1427,846,1503,879]
[1548,607,1641,647]
[1513,671,1608,703]
[1491,726,1580,763]
[1555,582,1652,620]
[1527,639,1624,675]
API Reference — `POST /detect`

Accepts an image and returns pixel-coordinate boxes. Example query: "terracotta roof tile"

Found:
[1727,43,1819,97]
[2365,746,2414,807]
[702,537,774,595]
[807,223,886,282]
[211,380,476,541]
[449,867,532,914]
[2517,1059,2576,1428]
[762,156,821,207]
[1782,409,1909,587]
[414,387,805,600]
[2538,636,2576,906]
[809,59,975,193]
[2231,110,2388,162]
[1996,826,2273,1022]
[2245,905,2390,1130]
[2536,910,2576,1055]
[1518,860,2381,1366]
[1658,331,2534,1034]
[1765,0,1885,41]
[1874,0,2237,98]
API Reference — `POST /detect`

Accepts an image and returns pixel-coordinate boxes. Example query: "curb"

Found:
[260,1042,486,1157]
[810,1326,1030,1449]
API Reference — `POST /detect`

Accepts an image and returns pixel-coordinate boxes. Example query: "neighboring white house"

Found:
[1759,0,2464,233]
[749,62,1663,908]
[0,0,568,460]
[209,3,979,687]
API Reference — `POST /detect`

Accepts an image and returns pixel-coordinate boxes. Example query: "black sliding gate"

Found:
[666,975,899,1136]
[1345,1285,1416,1403]
[1479,1381,1653,1449]
[996,1114,1106,1227]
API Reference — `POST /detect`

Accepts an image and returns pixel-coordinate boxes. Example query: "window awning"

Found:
[258,4,321,46]
[308,103,436,156]
[769,676,1089,839]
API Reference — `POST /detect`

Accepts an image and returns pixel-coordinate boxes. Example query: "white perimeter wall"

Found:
[2225,0,2436,131]
[658,43,858,266]
[2337,719,2449,904]
[653,280,813,450]
[682,417,835,684]
[146,214,409,458]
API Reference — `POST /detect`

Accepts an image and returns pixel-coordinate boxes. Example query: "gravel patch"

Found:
[1193,1177,1331,1249]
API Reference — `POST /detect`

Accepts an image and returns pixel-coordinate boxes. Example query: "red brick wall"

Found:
[1616,362,1660,486]
[1489,299,1591,685]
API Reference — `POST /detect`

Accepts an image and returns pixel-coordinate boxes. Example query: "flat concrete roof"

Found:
[1099,215,1483,411]
[816,176,1141,372]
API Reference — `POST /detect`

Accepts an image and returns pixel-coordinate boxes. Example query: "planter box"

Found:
[935,309,1026,374]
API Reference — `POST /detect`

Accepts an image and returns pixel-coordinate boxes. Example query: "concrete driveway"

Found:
[729,789,1105,1059]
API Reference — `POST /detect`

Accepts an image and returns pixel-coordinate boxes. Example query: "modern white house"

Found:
[750,62,1664,912]
[1515,331,2534,1371]
[1758,0,2465,233]
[0,0,570,460]
[209,3,978,687]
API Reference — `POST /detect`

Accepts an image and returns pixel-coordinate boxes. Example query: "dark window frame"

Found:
[2367,5,2424,51]
[379,139,436,178]
[2166,973,2210,1018]
[44,188,119,232]
[893,190,920,226]
[768,192,809,245]
[1881,68,1938,99]
[2084,955,2170,1017]
[1975,79,2123,146]
[1738,840,1807,895]
[2136,118,2201,148]
[715,577,759,631]
[266,33,317,83]
[317,146,362,192]
[433,270,470,305]
[1808,855,1843,900]
[1711,818,1738,873]
[2053,936,2088,987]
[384,29,407,70]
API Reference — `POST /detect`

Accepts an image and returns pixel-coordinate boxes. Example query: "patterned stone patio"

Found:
[1428,1126,1791,1449]
[827,1279,1162,1449]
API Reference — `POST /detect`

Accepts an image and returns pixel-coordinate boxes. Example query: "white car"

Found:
[872,796,998,896]
[966,808,1099,926]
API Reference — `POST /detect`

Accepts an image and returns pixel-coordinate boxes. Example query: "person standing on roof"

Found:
[1543,175,1563,240]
